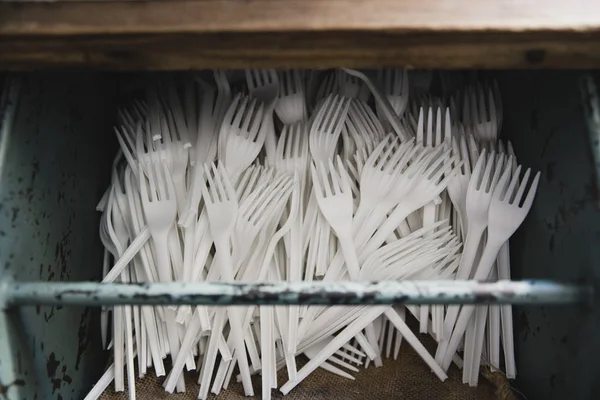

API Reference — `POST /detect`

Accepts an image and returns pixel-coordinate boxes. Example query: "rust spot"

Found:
[46,353,59,379]
[75,308,91,371]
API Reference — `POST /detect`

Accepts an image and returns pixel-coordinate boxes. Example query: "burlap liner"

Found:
[99,332,516,400]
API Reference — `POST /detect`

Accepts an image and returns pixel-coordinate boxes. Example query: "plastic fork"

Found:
[138,158,186,392]
[337,69,370,101]
[246,69,279,163]
[309,94,351,163]
[439,163,540,372]
[219,93,267,178]
[341,68,411,141]
[348,99,386,144]
[198,162,254,396]
[276,69,307,124]
[376,68,409,123]
[311,156,360,280]
[436,151,506,364]
[463,84,498,143]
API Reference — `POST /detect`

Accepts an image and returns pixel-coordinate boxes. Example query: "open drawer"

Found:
[2,2,600,399]
[0,70,598,400]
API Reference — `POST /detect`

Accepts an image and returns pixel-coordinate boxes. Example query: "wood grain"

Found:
[2,0,600,69]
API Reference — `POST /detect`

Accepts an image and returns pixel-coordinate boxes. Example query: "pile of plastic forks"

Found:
[89,69,540,400]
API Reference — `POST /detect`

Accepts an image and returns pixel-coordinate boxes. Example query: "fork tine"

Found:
[285,126,294,159]
[480,151,496,191]
[233,96,249,128]
[491,154,508,190]
[382,141,409,174]
[498,164,520,202]
[212,163,230,201]
[470,150,487,190]
[396,140,419,172]
[329,158,342,194]
[325,95,343,132]
[424,147,450,177]
[313,95,332,132]
[521,171,541,210]
[417,107,424,144]
[444,108,451,144]
[204,163,218,203]
[459,134,471,177]
[336,156,352,193]
[326,96,347,134]
[154,158,168,200]
[432,155,460,183]
[310,162,324,198]
[138,163,153,202]
[294,123,303,158]
[224,93,242,125]
[236,165,257,201]
[514,168,532,206]
[320,162,333,197]
[249,102,265,142]
[376,136,399,170]
[146,161,159,202]
[277,125,288,160]
[245,70,256,90]
[161,160,177,201]
[435,107,442,145]
[244,173,283,220]
[252,178,294,225]
[426,107,434,146]
[240,99,256,133]
[365,137,390,169]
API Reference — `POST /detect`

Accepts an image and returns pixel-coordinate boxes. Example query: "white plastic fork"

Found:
[341,68,411,141]
[359,148,458,259]
[307,94,350,277]
[463,84,498,144]
[447,133,473,239]
[440,163,540,372]
[337,69,370,101]
[309,94,351,163]
[437,150,506,361]
[311,156,360,280]
[138,157,186,392]
[198,162,254,396]
[376,68,409,125]
[219,93,268,178]
[246,69,279,164]
[276,69,307,124]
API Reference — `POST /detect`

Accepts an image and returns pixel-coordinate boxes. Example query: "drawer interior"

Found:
[0,70,599,400]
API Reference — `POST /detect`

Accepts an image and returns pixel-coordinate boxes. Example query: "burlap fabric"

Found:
[99,332,515,400]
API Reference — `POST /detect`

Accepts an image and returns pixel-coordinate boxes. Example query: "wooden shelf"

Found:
[2,0,600,70]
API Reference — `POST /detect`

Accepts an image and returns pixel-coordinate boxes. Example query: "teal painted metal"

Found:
[1,71,599,400]
[499,71,600,400]
[2,280,590,307]
[0,74,115,400]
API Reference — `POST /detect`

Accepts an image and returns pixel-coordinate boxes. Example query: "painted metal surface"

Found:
[0,74,115,400]
[500,71,600,400]
[0,71,599,400]
[2,280,590,307]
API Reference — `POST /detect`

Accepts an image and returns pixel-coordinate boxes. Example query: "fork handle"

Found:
[152,235,173,282]
[439,240,503,370]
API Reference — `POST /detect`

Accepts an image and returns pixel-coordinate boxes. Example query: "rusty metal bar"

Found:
[1,280,591,308]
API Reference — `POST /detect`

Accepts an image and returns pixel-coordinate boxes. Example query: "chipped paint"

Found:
[3,280,591,307]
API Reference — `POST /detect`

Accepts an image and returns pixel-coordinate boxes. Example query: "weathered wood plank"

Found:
[2,0,600,69]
